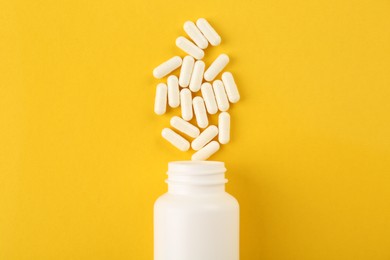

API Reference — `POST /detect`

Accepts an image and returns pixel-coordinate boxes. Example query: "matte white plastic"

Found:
[153,56,182,79]
[179,56,195,88]
[154,83,167,115]
[222,72,240,103]
[189,60,205,92]
[213,80,230,112]
[191,125,218,151]
[204,54,229,81]
[180,89,193,121]
[170,116,200,138]
[161,128,190,151]
[196,18,222,46]
[201,82,218,114]
[184,21,208,49]
[176,36,204,60]
[154,161,239,260]
[218,112,230,144]
[193,97,209,129]
[167,75,180,108]
[192,141,220,161]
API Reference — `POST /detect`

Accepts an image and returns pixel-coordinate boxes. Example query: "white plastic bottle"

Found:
[154,161,240,260]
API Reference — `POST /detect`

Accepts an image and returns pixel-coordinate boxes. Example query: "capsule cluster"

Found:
[153,18,240,161]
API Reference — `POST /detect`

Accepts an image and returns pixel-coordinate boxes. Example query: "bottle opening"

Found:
[167,161,227,187]
[168,161,226,175]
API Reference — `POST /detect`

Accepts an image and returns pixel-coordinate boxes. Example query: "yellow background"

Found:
[1,0,390,259]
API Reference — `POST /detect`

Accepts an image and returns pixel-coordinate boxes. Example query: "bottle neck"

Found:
[168,182,225,195]
[166,161,227,195]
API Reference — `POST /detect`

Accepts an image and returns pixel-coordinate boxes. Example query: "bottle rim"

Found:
[167,161,226,175]
[166,161,228,186]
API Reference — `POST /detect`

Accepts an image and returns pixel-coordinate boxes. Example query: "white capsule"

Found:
[176,36,204,60]
[179,56,195,88]
[213,80,230,112]
[189,60,205,92]
[154,83,167,115]
[196,18,221,46]
[167,75,180,108]
[184,21,208,49]
[204,54,229,81]
[191,125,218,151]
[180,89,193,121]
[192,141,220,161]
[218,112,230,144]
[153,56,182,79]
[201,82,218,114]
[222,72,240,103]
[193,97,208,129]
[161,128,190,152]
[170,116,200,138]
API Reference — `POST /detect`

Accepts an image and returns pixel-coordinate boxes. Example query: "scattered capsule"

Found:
[170,116,200,138]
[218,112,230,144]
[189,60,205,92]
[179,56,195,88]
[204,54,229,81]
[192,141,220,161]
[153,56,182,79]
[201,82,218,114]
[196,18,221,46]
[176,36,204,60]
[191,125,218,151]
[183,21,208,49]
[180,89,193,121]
[162,128,190,151]
[213,80,230,112]
[167,75,180,108]
[222,72,240,103]
[193,97,208,129]
[154,83,167,115]
[153,19,240,160]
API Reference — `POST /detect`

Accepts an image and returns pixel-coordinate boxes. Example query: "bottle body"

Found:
[154,161,240,260]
